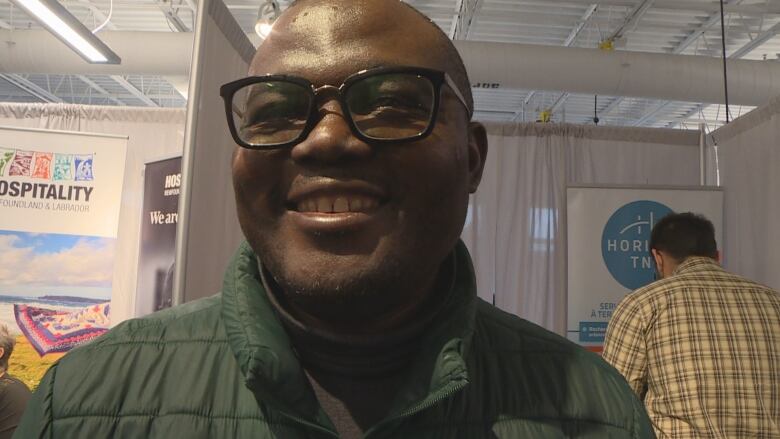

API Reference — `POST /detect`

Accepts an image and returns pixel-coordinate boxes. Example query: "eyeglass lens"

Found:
[345,73,435,140]
[231,73,436,146]
[233,81,312,146]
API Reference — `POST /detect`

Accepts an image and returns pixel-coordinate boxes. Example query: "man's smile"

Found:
[285,179,389,232]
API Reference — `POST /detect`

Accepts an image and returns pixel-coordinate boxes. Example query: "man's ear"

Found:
[651,249,663,271]
[466,121,488,193]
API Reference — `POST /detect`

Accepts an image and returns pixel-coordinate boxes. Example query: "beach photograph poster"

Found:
[0,126,127,389]
[0,231,114,389]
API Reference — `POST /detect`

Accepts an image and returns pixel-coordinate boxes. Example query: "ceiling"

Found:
[1,0,779,131]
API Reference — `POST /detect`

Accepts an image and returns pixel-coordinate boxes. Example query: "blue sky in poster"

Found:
[0,231,83,252]
[0,230,113,300]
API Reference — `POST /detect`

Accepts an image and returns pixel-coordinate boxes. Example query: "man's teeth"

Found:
[298,196,379,213]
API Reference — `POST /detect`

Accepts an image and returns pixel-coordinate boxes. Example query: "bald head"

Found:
[251,0,474,115]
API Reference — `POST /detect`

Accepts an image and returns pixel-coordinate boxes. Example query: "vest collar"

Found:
[221,240,478,428]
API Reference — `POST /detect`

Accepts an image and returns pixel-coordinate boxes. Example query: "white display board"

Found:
[0,126,126,347]
[0,126,127,237]
[567,185,723,352]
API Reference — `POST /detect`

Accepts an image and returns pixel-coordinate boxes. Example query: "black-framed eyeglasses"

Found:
[220,66,471,149]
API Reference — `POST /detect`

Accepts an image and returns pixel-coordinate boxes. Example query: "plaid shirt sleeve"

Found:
[603,295,648,400]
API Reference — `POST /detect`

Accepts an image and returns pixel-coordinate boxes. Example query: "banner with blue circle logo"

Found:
[601,200,674,289]
[567,186,723,353]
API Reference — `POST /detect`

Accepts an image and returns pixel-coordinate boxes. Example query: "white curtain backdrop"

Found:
[0,103,186,326]
[461,122,703,334]
[712,96,780,290]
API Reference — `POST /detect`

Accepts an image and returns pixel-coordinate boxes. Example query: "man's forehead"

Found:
[250,48,445,84]
[249,0,450,83]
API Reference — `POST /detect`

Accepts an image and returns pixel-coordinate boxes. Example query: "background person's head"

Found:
[650,212,718,279]
[0,324,15,376]
[230,0,487,332]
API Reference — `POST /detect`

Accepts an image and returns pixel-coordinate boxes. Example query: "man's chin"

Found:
[261,247,415,309]
[271,259,399,299]
[271,269,412,324]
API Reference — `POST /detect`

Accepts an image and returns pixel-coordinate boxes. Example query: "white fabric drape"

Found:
[0,103,186,326]
[461,123,702,334]
[712,97,780,290]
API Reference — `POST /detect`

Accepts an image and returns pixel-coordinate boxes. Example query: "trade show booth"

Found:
[0,0,778,379]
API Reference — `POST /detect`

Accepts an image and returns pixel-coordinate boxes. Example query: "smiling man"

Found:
[15,1,653,438]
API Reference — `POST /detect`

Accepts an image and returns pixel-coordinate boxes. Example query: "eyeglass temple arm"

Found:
[444,74,472,118]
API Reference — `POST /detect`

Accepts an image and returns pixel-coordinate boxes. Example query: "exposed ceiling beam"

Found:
[17,0,169,107]
[507,90,536,121]
[524,91,537,106]
[74,1,131,103]
[728,21,780,59]
[1,1,124,104]
[550,92,570,113]
[77,1,188,103]
[534,0,780,15]
[608,0,655,40]
[513,4,598,121]
[670,118,724,125]
[635,14,779,127]
[157,0,190,32]
[666,104,706,128]
[633,100,670,126]
[672,12,730,54]
[0,74,63,103]
[152,1,191,102]
[600,96,625,117]
[37,93,181,100]
[547,4,599,115]
[179,0,197,12]
[450,0,484,40]
[75,0,119,31]
[76,75,125,105]
[672,0,745,55]
[603,0,741,121]
[565,3,599,45]
[110,75,159,107]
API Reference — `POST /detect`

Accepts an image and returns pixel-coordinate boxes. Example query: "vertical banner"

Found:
[0,126,126,389]
[567,186,723,353]
[135,157,182,316]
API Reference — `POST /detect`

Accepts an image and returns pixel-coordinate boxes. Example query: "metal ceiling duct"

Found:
[2,30,780,106]
[0,31,193,76]
[456,40,780,108]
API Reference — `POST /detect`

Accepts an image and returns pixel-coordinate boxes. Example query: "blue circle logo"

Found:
[601,200,673,289]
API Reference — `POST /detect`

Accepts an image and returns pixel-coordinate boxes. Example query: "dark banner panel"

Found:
[136,156,181,316]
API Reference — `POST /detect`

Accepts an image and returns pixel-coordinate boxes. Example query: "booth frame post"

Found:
[699,123,706,186]
[172,0,208,307]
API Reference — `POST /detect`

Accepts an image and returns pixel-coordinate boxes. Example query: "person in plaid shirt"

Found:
[603,212,780,438]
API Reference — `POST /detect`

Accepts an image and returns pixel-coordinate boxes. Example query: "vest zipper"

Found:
[363,378,468,438]
[278,412,339,438]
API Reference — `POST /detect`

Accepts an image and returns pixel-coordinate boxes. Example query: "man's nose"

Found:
[290,98,372,164]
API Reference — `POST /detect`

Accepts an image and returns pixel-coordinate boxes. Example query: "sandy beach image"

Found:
[8,335,64,391]
[0,230,115,389]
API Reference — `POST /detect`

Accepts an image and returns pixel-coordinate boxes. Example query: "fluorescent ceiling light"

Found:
[255,21,274,39]
[11,0,121,64]
[255,0,279,40]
